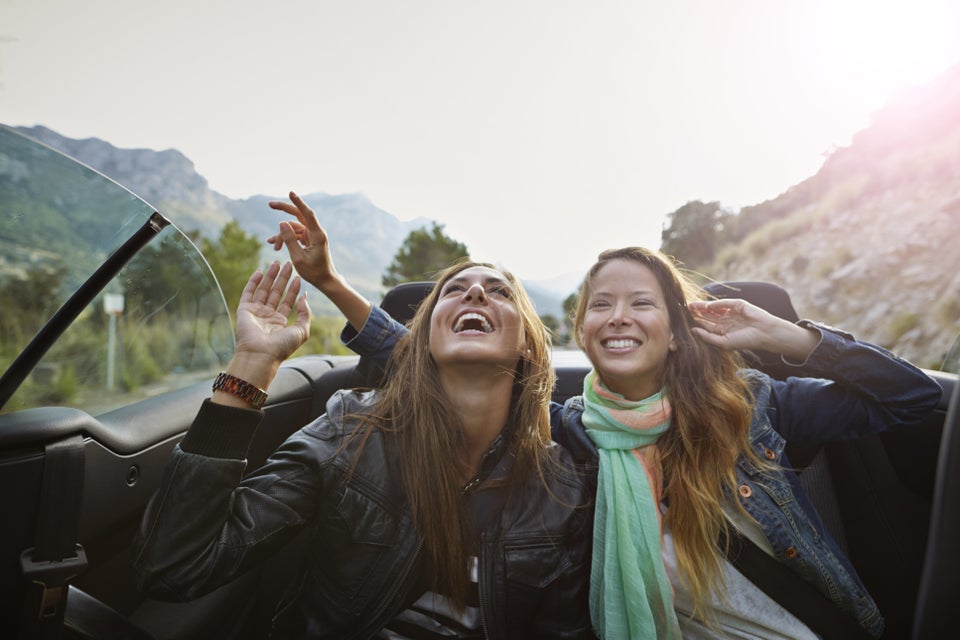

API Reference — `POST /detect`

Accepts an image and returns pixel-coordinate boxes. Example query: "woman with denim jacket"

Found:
[265,195,940,639]
[133,256,595,639]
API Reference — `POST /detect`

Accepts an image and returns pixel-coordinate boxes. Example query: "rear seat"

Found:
[703,281,929,638]
[140,278,919,638]
[338,278,935,637]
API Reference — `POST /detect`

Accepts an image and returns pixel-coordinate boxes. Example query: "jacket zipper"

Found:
[461,474,482,495]
[354,535,424,639]
[478,531,492,640]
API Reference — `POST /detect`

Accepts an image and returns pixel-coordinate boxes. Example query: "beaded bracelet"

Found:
[212,372,268,409]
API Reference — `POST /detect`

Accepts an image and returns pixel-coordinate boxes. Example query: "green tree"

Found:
[556,290,581,346]
[660,200,726,269]
[121,230,207,319]
[0,262,68,354]
[382,223,469,287]
[562,290,580,323]
[539,313,561,336]
[201,221,263,311]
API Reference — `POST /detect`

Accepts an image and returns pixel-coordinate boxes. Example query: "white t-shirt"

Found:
[661,506,820,640]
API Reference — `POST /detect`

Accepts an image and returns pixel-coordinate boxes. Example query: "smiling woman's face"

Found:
[428,265,526,373]
[580,258,676,400]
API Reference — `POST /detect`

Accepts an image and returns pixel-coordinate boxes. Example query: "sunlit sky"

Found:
[2,0,959,281]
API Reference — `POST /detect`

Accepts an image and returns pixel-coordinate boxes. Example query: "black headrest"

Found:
[379,281,434,325]
[702,281,825,468]
[363,279,801,383]
[702,281,799,323]
[355,281,434,387]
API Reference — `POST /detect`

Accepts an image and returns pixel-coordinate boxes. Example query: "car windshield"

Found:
[0,126,233,416]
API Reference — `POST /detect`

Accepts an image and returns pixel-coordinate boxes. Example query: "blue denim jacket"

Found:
[343,307,941,639]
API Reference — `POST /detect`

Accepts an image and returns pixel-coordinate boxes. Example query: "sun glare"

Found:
[828,0,960,97]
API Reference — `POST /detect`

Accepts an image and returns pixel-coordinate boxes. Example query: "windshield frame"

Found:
[0,212,170,408]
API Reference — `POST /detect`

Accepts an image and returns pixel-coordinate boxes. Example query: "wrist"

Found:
[212,372,268,410]
[224,352,281,390]
[314,271,349,295]
[777,323,822,364]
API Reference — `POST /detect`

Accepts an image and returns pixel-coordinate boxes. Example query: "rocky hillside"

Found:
[706,64,960,368]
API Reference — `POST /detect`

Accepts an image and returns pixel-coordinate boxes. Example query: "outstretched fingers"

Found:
[267,194,301,220]
[268,191,322,230]
[275,273,302,319]
[246,261,297,313]
[248,261,282,306]
[266,192,331,268]
[267,221,307,250]
[263,191,338,292]
[240,268,266,304]
[292,288,311,336]
[233,262,312,365]
[264,262,295,310]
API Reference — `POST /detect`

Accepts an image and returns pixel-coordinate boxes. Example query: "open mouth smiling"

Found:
[602,338,641,349]
[453,312,494,333]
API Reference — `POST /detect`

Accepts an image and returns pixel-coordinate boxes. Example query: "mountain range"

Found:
[9,61,960,366]
[10,124,568,318]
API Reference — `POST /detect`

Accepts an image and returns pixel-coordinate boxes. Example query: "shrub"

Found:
[887,312,919,343]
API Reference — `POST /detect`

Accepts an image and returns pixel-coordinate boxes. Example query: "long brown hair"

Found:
[372,260,556,609]
[573,246,773,621]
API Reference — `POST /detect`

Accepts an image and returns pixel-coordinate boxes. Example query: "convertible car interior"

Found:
[2,277,955,640]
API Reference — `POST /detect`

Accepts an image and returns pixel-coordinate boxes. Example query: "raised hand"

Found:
[267,191,338,291]
[266,191,373,331]
[689,298,819,362]
[688,298,775,351]
[231,262,311,385]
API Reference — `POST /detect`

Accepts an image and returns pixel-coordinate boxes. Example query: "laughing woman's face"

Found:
[429,266,526,375]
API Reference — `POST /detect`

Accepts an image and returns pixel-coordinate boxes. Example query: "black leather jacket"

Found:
[133,389,595,639]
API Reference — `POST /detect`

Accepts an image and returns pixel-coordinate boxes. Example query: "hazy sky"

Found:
[3,0,959,281]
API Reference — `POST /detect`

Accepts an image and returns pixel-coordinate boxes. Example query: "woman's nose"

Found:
[607,302,627,326]
[464,283,487,302]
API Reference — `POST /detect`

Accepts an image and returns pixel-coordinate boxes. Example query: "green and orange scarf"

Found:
[582,370,681,639]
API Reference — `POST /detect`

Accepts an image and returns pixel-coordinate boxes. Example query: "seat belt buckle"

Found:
[20,545,88,620]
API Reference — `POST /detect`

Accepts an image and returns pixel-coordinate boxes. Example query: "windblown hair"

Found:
[573,246,774,623]
[371,260,556,610]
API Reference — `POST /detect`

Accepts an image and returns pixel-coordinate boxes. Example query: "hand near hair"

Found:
[689,298,820,362]
[267,191,372,331]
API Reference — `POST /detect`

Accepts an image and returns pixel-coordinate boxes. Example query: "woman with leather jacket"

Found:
[132,255,594,639]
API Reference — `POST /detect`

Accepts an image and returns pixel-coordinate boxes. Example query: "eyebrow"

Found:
[590,288,658,298]
[444,275,512,289]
